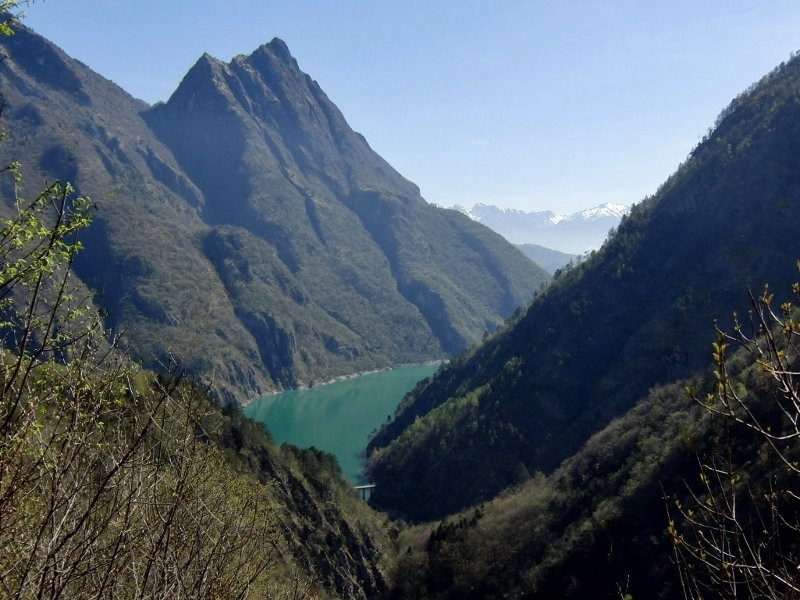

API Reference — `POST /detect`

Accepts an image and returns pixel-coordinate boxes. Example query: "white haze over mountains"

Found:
[451,203,629,255]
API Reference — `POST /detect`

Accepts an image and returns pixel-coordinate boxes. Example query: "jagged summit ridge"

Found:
[256,37,293,60]
[147,34,420,210]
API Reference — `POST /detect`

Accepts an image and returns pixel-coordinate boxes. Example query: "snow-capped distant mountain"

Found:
[563,203,629,221]
[451,203,628,254]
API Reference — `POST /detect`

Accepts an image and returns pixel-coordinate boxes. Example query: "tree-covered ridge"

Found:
[367,50,800,520]
[0,24,549,404]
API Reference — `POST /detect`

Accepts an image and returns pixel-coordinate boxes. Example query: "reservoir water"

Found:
[244,363,439,483]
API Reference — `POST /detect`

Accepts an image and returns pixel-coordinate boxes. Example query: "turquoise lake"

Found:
[244,363,439,484]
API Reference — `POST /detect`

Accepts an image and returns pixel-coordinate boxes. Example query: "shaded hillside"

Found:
[0,25,548,403]
[516,243,575,274]
[384,297,800,599]
[385,379,703,599]
[367,52,800,520]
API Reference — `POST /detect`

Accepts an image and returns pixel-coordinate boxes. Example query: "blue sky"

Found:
[22,1,800,213]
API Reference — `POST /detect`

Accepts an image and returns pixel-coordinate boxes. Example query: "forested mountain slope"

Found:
[368,52,800,520]
[386,379,702,599]
[0,25,548,403]
[384,292,800,598]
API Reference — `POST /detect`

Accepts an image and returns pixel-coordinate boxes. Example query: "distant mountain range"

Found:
[452,202,628,254]
[0,26,548,403]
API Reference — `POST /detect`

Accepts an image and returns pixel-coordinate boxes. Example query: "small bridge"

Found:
[353,483,376,500]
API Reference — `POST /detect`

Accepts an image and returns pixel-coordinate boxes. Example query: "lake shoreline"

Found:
[246,359,444,404]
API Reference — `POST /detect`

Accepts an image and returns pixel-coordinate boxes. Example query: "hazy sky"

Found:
[22,1,800,213]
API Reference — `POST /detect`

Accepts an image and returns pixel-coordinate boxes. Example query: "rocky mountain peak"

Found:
[145,36,423,219]
[238,37,303,86]
[177,37,297,99]
[256,37,293,62]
